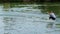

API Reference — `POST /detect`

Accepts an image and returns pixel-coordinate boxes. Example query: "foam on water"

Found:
[0,5,60,34]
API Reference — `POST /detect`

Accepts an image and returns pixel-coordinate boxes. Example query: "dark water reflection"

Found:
[3,3,60,18]
[37,6,60,18]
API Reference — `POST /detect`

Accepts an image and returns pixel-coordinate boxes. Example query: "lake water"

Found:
[0,3,60,34]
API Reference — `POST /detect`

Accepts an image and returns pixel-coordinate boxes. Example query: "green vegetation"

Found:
[0,0,60,4]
